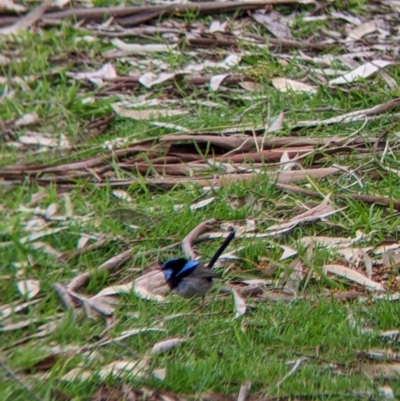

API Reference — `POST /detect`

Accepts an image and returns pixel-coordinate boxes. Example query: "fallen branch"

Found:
[0,1,294,26]
[276,183,400,211]
[66,242,181,292]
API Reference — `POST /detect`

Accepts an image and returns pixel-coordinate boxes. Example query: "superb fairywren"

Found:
[161,230,235,299]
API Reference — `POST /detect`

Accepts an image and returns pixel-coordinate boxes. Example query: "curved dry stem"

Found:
[181,218,217,260]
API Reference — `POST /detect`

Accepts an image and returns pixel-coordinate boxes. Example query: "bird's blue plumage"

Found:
[176,260,200,276]
[161,230,235,298]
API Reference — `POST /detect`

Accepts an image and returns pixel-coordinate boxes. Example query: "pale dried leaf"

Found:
[216,54,241,69]
[209,20,227,33]
[346,21,376,42]
[238,381,251,401]
[380,70,397,90]
[272,78,317,94]
[61,367,92,382]
[232,289,246,319]
[14,112,39,127]
[361,250,372,279]
[331,11,361,25]
[63,194,73,218]
[17,131,71,149]
[210,74,230,91]
[360,363,400,379]
[279,245,297,260]
[94,282,134,298]
[267,195,336,235]
[111,104,187,120]
[139,72,176,89]
[152,368,167,381]
[77,236,89,249]
[329,60,392,85]
[252,11,292,39]
[112,189,133,202]
[45,203,58,218]
[150,122,189,132]
[373,242,400,255]
[0,0,26,12]
[108,39,177,54]
[322,264,383,292]
[190,197,215,211]
[29,242,62,257]
[283,259,304,295]
[0,318,37,332]
[378,386,395,400]
[99,360,148,379]
[17,280,41,299]
[150,337,186,354]
[67,63,117,85]
[239,81,258,91]
[267,111,284,133]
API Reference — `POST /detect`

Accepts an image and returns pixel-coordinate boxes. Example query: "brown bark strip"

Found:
[0,0,53,35]
[34,1,302,21]
[276,183,400,211]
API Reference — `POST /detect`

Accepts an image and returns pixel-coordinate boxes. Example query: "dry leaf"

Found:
[152,368,167,381]
[267,195,337,235]
[272,78,317,94]
[267,111,284,133]
[252,11,292,39]
[209,20,227,33]
[139,72,176,89]
[329,60,392,85]
[16,131,70,149]
[232,289,246,319]
[108,39,177,54]
[67,63,117,85]
[360,363,400,379]
[378,386,394,400]
[17,279,41,299]
[61,367,92,382]
[210,74,230,91]
[346,21,376,42]
[190,197,215,211]
[279,245,298,260]
[99,360,148,379]
[111,104,187,120]
[14,112,39,127]
[150,337,186,354]
[237,381,252,401]
[283,259,304,295]
[322,264,383,292]
[112,189,133,202]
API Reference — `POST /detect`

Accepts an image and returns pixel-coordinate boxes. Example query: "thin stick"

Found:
[181,218,216,260]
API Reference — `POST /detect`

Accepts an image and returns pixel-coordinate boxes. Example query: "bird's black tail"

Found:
[207,229,235,269]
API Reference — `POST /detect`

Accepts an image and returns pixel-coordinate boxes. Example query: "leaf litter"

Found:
[3,0,400,396]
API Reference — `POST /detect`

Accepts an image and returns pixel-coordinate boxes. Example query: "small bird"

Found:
[161,230,235,299]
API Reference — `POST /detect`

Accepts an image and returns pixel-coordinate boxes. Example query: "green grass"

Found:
[2,4,400,401]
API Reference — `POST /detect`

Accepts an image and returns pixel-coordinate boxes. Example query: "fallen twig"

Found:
[182,218,217,259]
